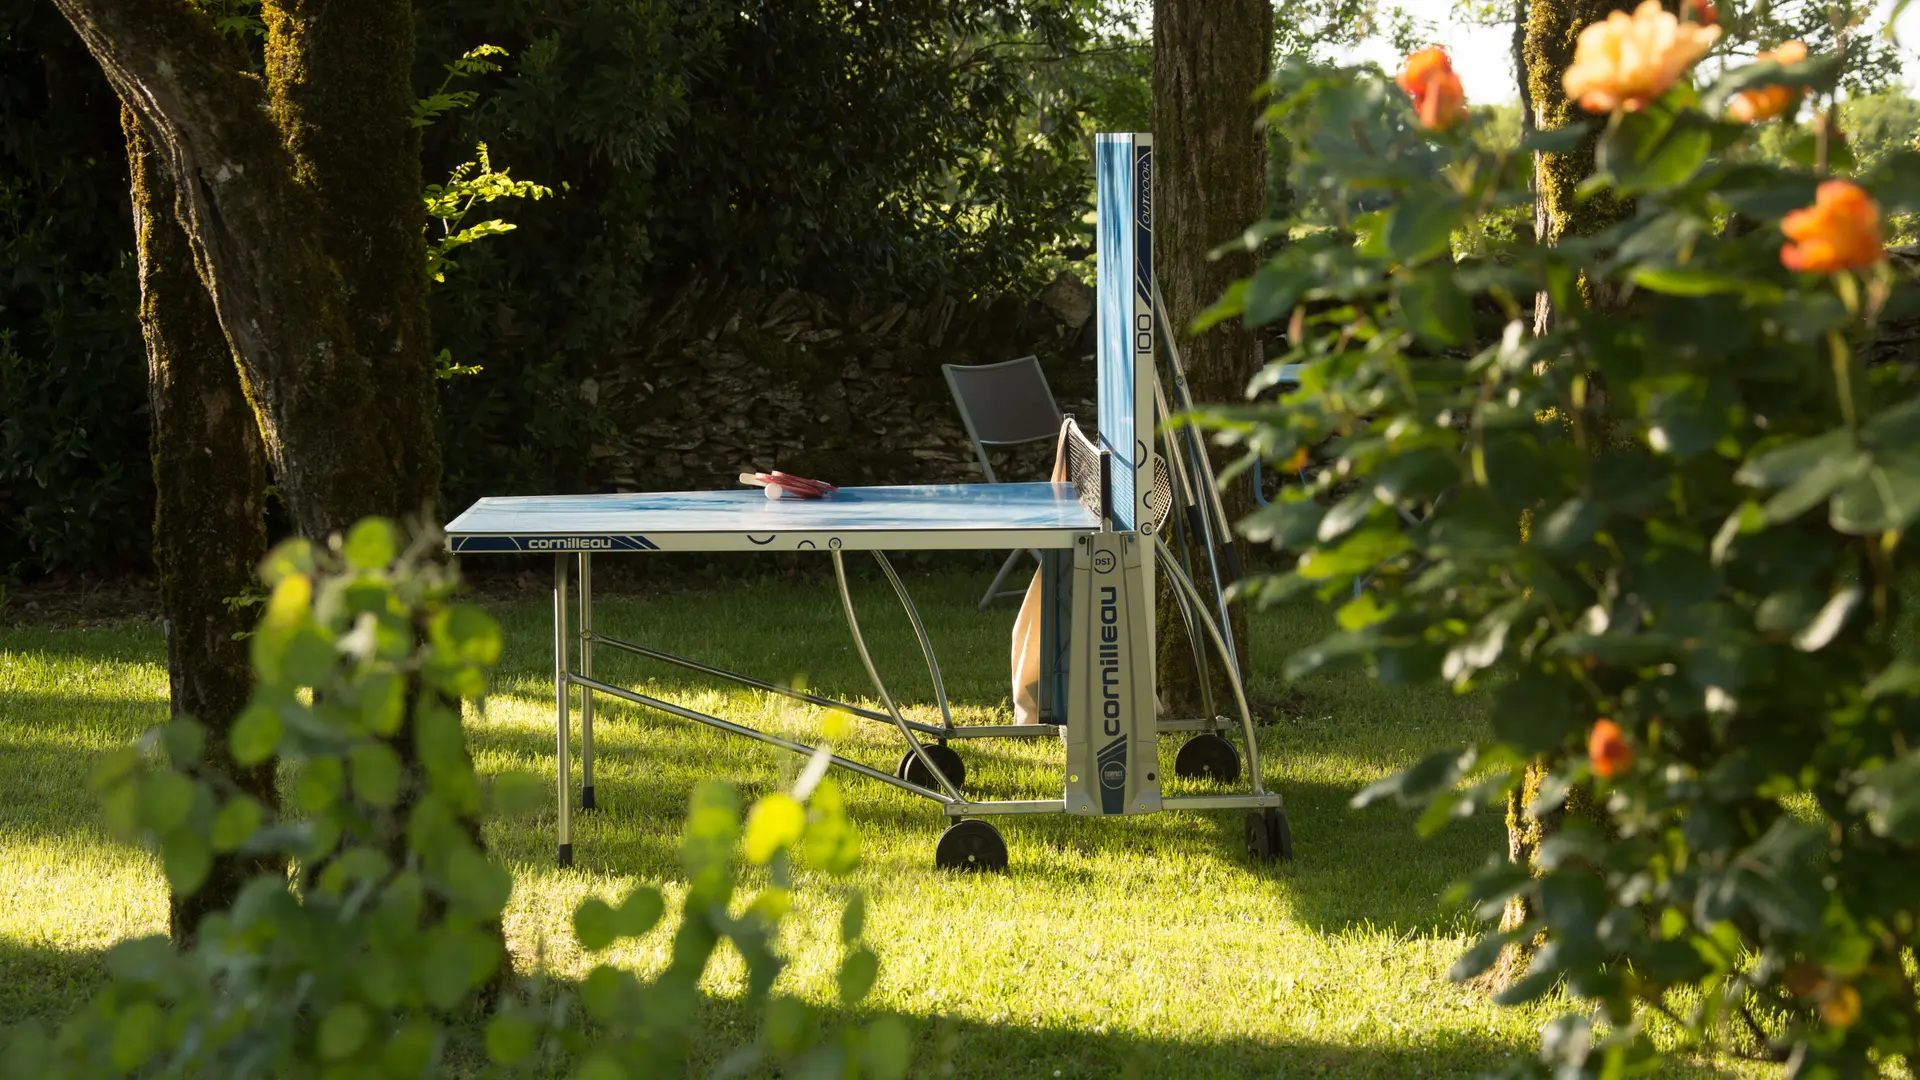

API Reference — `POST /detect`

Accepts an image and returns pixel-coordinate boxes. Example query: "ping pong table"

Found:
[445,132,1292,870]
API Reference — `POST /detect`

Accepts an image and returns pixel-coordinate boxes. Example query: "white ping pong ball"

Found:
[764,484,784,500]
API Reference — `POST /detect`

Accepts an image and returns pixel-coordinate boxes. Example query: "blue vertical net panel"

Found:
[1095,134,1137,530]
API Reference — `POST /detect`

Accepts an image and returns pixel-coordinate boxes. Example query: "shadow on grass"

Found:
[0,939,109,1027]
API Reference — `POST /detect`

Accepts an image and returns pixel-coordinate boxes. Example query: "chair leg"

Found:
[978,548,1028,610]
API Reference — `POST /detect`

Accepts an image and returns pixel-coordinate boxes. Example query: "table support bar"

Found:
[554,555,573,867]
[832,552,965,801]
[569,674,954,805]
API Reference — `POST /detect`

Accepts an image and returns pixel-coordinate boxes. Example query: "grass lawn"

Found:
[0,560,1766,1078]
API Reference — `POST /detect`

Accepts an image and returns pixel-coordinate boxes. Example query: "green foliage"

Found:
[0,0,152,580]
[0,519,906,1079]
[1204,55,1920,1077]
[414,0,1104,503]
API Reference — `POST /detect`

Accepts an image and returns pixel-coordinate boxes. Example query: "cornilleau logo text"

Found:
[528,537,613,550]
[1099,585,1122,737]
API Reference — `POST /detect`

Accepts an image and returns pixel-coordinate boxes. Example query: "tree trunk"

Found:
[49,0,437,539]
[125,109,278,947]
[1498,0,1636,982]
[263,0,440,522]
[1151,0,1272,718]
[1525,0,1635,332]
[56,0,494,980]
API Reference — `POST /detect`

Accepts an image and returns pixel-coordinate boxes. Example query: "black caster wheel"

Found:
[1174,733,1242,783]
[1245,808,1294,862]
[897,743,965,792]
[935,819,1008,872]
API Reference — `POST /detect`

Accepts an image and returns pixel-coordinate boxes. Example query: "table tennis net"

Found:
[1060,417,1172,534]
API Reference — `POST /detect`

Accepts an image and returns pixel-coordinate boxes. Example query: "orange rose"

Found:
[1564,0,1722,114]
[1728,41,1809,123]
[1682,0,1718,25]
[1781,180,1885,274]
[1589,719,1634,779]
[1820,983,1862,1028]
[1397,46,1468,132]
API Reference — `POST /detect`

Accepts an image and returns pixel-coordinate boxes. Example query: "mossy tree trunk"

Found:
[1525,0,1635,331]
[125,109,277,947]
[56,0,484,967]
[1151,0,1271,718]
[1497,0,1637,981]
[49,0,440,538]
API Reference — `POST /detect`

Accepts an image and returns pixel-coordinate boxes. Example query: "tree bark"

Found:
[1151,0,1272,717]
[125,108,278,947]
[1497,0,1636,983]
[56,0,488,977]
[48,0,437,539]
[1525,0,1635,332]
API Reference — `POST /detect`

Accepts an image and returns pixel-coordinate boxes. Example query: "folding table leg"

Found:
[578,553,596,811]
[555,554,573,868]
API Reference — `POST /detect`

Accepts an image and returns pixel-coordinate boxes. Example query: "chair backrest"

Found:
[942,357,1063,449]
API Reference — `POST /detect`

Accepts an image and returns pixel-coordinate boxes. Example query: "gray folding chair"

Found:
[942,356,1065,609]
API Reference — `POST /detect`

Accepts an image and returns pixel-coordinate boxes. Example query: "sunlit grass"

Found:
[0,565,1768,1077]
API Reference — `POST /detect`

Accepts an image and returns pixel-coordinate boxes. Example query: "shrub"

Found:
[1,519,907,1079]
[1203,38,1920,1078]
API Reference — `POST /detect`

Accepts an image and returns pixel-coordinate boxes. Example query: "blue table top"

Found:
[444,482,1101,553]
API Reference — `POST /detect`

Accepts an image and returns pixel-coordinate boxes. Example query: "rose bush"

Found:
[1201,22,1920,1079]
[0,521,907,1080]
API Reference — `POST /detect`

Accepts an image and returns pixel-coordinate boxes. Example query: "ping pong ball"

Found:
[765,484,784,500]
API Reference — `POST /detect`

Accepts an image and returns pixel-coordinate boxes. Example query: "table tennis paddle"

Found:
[738,471,838,499]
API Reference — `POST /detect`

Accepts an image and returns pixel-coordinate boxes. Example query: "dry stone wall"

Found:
[589,275,1099,494]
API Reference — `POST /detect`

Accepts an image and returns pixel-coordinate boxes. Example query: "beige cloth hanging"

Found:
[1011,425,1072,724]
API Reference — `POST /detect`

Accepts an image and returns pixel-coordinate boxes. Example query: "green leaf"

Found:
[141,771,197,834]
[210,795,265,853]
[162,719,206,766]
[1191,279,1247,333]
[318,1002,369,1061]
[1243,263,1302,327]
[284,628,338,687]
[1737,430,1854,489]
[1521,123,1589,154]
[1628,266,1783,302]
[484,1014,536,1065]
[861,1015,913,1080]
[298,755,344,813]
[1599,111,1711,193]
[1490,673,1575,754]
[1385,196,1460,263]
[1830,453,1920,534]
[577,1054,627,1080]
[444,842,512,917]
[1761,450,1870,525]
[1335,591,1392,631]
[1850,750,1920,842]
[1865,658,1920,699]
[1397,271,1473,347]
[230,706,284,770]
[1535,498,1602,553]
[257,537,316,585]
[350,742,404,808]
[432,604,504,667]
[1792,586,1862,652]
[343,518,398,570]
[359,672,406,736]
[838,946,880,1005]
[1450,928,1519,982]
[840,892,866,943]
[111,1001,163,1071]
[743,792,807,865]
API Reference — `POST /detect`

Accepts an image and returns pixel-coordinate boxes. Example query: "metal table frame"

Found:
[542,538,1278,868]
